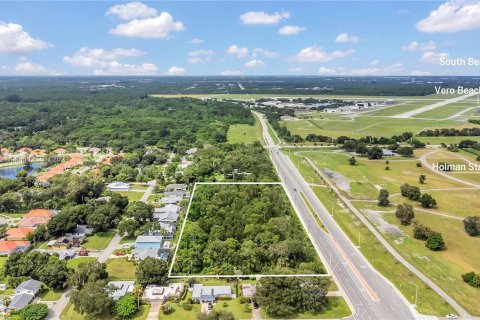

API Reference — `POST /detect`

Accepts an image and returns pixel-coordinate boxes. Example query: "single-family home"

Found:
[165,184,187,192]
[24,209,55,219]
[382,149,396,157]
[37,248,76,260]
[106,182,131,191]
[8,279,42,311]
[8,293,35,311]
[89,147,102,154]
[53,148,67,155]
[161,195,182,204]
[47,236,75,250]
[66,225,93,238]
[131,248,170,262]
[5,228,35,240]
[154,205,180,223]
[143,283,185,301]
[164,190,185,198]
[0,241,31,256]
[159,222,176,240]
[135,235,163,250]
[108,281,135,301]
[185,148,197,156]
[191,284,235,302]
[15,279,42,296]
[18,216,50,228]
[241,284,256,299]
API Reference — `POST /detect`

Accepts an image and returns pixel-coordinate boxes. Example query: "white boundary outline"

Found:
[168,181,329,278]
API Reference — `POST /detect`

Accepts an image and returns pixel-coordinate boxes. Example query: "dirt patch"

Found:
[324,168,351,193]
[362,209,404,236]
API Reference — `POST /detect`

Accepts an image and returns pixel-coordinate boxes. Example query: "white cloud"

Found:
[106,2,157,20]
[64,47,156,75]
[253,48,278,58]
[402,41,436,51]
[14,62,57,75]
[411,70,431,76]
[278,25,305,35]
[421,51,450,63]
[240,11,290,25]
[0,22,50,54]
[188,38,204,45]
[109,12,185,39]
[295,46,355,62]
[166,66,186,75]
[244,59,264,68]
[370,59,381,66]
[335,33,360,43]
[288,67,305,72]
[0,65,8,72]
[93,62,157,75]
[227,45,249,58]
[416,0,480,33]
[187,49,214,64]
[318,67,337,75]
[221,70,244,76]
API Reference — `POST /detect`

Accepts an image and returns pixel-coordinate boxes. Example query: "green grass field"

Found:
[130,184,150,191]
[227,122,261,144]
[66,257,97,269]
[106,258,137,280]
[82,231,116,250]
[39,288,64,301]
[366,101,432,117]
[61,302,150,320]
[212,298,252,319]
[113,191,144,202]
[159,291,201,319]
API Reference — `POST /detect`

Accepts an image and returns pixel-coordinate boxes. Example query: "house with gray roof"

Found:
[106,182,131,191]
[164,190,185,198]
[8,293,34,311]
[108,281,135,301]
[8,279,42,311]
[161,195,182,204]
[66,224,93,237]
[15,279,42,296]
[191,284,235,302]
[131,248,170,262]
[165,184,187,191]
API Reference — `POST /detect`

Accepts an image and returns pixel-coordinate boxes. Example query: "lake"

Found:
[0,162,43,179]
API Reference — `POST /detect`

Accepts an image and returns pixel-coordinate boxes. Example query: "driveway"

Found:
[97,232,122,263]
[44,288,71,320]
[147,300,162,320]
[252,305,261,319]
[140,180,157,203]
[200,302,211,314]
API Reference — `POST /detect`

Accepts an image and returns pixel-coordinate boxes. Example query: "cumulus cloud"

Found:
[109,12,184,39]
[288,67,305,72]
[227,45,249,58]
[416,0,480,33]
[106,2,157,20]
[0,22,50,54]
[240,11,290,25]
[166,66,186,75]
[64,47,156,75]
[188,38,204,44]
[295,46,355,62]
[187,49,214,64]
[335,33,360,43]
[221,70,244,76]
[421,51,450,63]
[402,41,436,51]
[14,62,58,75]
[318,67,337,75]
[278,25,305,35]
[411,70,431,76]
[253,48,278,58]
[317,63,404,76]
[370,59,381,66]
[244,59,264,68]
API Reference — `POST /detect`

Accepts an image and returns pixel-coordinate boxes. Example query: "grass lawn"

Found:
[0,288,14,297]
[39,288,64,301]
[147,194,162,203]
[287,154,456,316]
[160,292,201,319]
[130,184,149,190]
[417,136,480,145]
[106,258,137,280]
[120,236,137,244]
[260,297,351,319]
[227,123,261,144]
[114,190,144,202]
[82,231,116,250]
[366,101,432,117]
[61,302,150,320]
[66,257,97,269]
[213,299,251,319]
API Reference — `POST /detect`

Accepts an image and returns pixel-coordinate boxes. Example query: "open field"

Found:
[61,302,150,320]
[283,116,469,139]
[417,136,480,145]
[212,298,252,319]
[130,184,150,191]
[381,211,480,315]
[366,101,432,117]
[66,257,97,269]
[82,231,116,250]
[106,258,136,280]
[113,190,144,202]
[414,100,480,119]
[226,118,262,144]
[39,288,64,301]
[426,149,480,185]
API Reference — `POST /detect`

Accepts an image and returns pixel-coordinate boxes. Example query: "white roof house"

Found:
[382,149,396,156]
[108,281,135,300]
[161,196,182,204]
[15,279,42,296]
[165,184,187,191]
[191,284,235,302]
[143,283,185,301]
[154,212,179,223]
[106,182,131,191]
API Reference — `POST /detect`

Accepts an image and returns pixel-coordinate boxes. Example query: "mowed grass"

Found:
[382,211,480,315]
[39,288,64,301]
[366,101,431,117]
[66,257,97,269]
[106,258,137,280]
[426,149,480,185]
[415,101,480,119]
[283,116,467,139]
[417,136,480,145]
[212,298,252,319]
[82,231,116,250]
[227,122,261,144]
[293,150,464,199]
[160,291,201,319]
[61,302,150,320]
[113,190,144,202]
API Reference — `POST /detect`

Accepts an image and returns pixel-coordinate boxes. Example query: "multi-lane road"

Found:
[254,111,417,320]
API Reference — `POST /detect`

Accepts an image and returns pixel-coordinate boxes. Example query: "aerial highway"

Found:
[254,112,417,320]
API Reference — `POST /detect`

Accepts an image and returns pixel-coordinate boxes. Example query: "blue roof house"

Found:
[135,235,163,250]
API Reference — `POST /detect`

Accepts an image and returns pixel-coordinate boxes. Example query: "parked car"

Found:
[446,315,458,319]
[253,301,259,309]
[207,303,212,310]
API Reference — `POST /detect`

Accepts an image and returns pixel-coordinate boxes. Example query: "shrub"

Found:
[425,232,445,251]
[413,223,431,240]
[463,216,480,236]
[162,303,174,315]
[462,272,476,284]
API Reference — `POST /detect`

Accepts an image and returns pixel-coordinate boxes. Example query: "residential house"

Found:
[108,281,135,301]
[89,147,102,154]
[165,184,187,191]
[18,216,50,228]
[135,236,163,250]
[24,209,55,218]
[159,222,176,240]
[53,148,67,155]
[143,283,185,301]
[106,182,131,191]
[241,284,256,299]
[382,149,396,157]
[66,225,93,238]
[0,241,31,256]
[185,148,197,156]
[8,279,42,311]
[37,248,76,260]
[161,195,182,204]
[131,248,169,262]
[47,236,75,250]
[164,190,185,198]
[5,228,35,241]
[191,284,235,302]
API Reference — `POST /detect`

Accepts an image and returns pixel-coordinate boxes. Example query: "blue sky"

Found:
[1,1,480,76]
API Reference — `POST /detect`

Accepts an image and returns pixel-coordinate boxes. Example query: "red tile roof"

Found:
[0,240,30,253]
[18,216,50,228]
[24,209,54,218]
[6,228,35,240]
